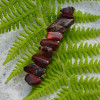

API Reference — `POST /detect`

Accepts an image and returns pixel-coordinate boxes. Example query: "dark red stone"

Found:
[47,23,66,33]
[25,74,41,85]
[40,39,59,51]
[60,7,75,18]
[32,54,50,67]
[39,46,53,58]
[61,7,75,14]
[56,17,74,28]
[46,31,63,41]
[24,63,45,77]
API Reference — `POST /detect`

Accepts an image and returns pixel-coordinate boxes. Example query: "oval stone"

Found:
[40,39,59,51]
[25,74,41,85]
[46,31,63,41]
[24,63,45,77]
[56,17,74,28]
[39,46,53,58]
[60,7,75,18]
[32,54,50,67]
[47,23,66,33]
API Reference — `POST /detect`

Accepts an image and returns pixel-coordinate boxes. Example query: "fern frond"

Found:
[66,42,100,60]
[70,76,100,91]
[1,0,100,100]
[6,46,38,83]
[23,72,68,100]
[65,58,100,77]
[64,26,100,44]
[74,10,100,23]
[55,41,100,60]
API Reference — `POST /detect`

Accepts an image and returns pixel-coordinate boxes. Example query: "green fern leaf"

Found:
[6,46,37,83]
[70,76,100,91]
[62,42,100,60]
[74,10,100,23]
[64,26,100,44]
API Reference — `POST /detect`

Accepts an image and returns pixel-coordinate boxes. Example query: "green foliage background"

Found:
[1,0,100,100]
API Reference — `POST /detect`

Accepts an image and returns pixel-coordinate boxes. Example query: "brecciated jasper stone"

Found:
[25,74,41,85]
[56,17,74,28]
[24,63,45,77]
[40,39,59,51]
[39,46,53,58]
[32,54,50,67]
[46,32,63,41]
[60,7,75,18]
[47,23,66,33]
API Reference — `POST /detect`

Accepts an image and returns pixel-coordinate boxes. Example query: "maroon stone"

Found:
[60,7,75,18]
[40,39,59,51]
[24,63,45,77]
[46,31,63,41]
[32,54,50,67]
[25,74,41,85]
[56,17,74,28]
[39,46,53,58]
[61,7,75,14]
[47,23,66,33]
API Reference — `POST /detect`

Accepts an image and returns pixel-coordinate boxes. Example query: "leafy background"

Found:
[0,0,100,100]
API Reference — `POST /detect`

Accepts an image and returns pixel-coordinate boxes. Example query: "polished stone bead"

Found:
[24,63,45,77]
[32,54,50,67]
[61,7,75,14]
[40,39,59,51]
[47,23,66,33]
[25,74,41,85]
[56,17,74,28]
[46,31,63,41]
[39,46,53,58]
[60,7,75,18]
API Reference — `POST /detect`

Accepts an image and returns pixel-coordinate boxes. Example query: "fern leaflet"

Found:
[74,10,100,23]
[64,26,100,44]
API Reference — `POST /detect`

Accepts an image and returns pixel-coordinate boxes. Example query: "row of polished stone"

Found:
[24,7,75,85]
